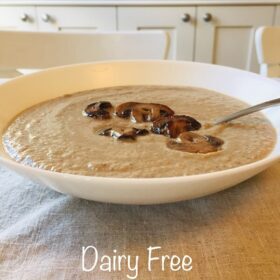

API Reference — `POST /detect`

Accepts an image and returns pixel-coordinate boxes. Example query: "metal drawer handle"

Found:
[41,13,50,22]
[20,13,29,22]
[203,13,212,22]
[181,13,191,23]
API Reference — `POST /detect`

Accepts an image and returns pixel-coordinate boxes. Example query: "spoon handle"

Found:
[214,97,280,125]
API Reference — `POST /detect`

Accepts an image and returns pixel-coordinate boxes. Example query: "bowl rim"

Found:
[1,59,280,183]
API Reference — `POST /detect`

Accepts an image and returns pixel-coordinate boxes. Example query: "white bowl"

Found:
[1,61,280,204]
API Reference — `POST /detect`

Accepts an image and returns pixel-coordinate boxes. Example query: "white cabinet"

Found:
[36,7,116,32]
[195,6,275,72]
[274,5,280,25]
[118,7,196,60]
[0,6,37,31]
[0,3,277,72]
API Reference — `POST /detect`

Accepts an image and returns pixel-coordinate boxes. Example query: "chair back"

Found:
[255,26,280,77]
[0,30,168,69]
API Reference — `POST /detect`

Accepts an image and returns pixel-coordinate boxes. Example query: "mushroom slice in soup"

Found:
[151,115,201,138]
[83,101,113,119]
[98,127,149,141]
[115,102,174,123]
[167,132,224,153]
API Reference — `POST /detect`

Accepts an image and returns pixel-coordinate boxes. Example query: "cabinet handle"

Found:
[203,13,212,22]
[181,13,191,23]
[41,13,50,22]
[20,13,29,22]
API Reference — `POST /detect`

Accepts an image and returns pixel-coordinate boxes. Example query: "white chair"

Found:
[0,30,168,75]
[255,26,280,78]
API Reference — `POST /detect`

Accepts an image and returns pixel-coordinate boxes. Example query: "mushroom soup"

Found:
[2,85,276,177]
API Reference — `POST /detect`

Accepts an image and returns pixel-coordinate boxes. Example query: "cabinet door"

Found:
[195,6,275,72]
[0,6,37,31]
[37,7,116,32]
[118,7,195,60]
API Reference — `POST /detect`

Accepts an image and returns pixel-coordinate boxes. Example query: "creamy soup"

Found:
[2,86,276,178]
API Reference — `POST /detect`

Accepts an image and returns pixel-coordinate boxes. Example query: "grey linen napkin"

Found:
[1,165,279,280]
[0,166,195,280]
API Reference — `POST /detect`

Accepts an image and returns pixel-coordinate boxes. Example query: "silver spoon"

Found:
[214,97,280,125]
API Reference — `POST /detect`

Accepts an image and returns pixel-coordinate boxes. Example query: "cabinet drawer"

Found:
[37,7,116,32]
[118,7,195,60]
[0,6,37,31]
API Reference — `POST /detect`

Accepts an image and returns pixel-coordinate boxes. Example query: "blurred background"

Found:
[0,0,279,74]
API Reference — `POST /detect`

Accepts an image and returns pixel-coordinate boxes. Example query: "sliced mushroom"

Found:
[151,115,201,138]
[83,101,113,119]
[98,127,149,141]
[167,132,224,153]
[134,128,150,136]
[115,102,138,118]
[115,102,174,123]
